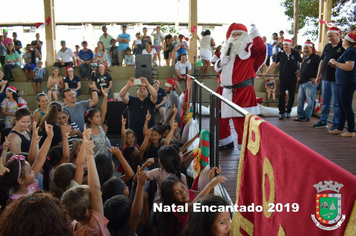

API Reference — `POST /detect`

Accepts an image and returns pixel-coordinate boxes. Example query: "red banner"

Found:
[230,114,356,235]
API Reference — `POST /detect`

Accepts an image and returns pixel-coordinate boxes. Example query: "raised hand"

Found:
[44,121,54,138]
[83,125,92,142]
[172,104,178,114]
[146,110,151,121]
[121,115,127,125]
[107,146,122,157]
[136,165,148,188]
[60,123,72,137]
[2,136,10,150]
[83,139,95,156]
[101,87,108,97]
[140,77,149,86]
[127,77,136,87]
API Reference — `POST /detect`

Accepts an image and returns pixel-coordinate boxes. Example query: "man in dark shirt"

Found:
[294,42,321,122]
[119,77,157,145]
[312,27,345,130]
[12,32,22,66]
[31,33,43,56]
[264,39,303,119]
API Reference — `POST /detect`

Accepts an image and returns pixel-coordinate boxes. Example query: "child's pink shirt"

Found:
[71,209,110,236]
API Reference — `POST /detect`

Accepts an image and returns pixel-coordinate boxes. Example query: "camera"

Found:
[134,79,142,85]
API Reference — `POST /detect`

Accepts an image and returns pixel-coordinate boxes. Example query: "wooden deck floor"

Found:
[201,116,356,203]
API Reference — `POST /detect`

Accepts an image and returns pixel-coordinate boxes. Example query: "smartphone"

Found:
[134,79,142,85]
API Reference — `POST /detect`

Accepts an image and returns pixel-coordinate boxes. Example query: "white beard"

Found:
[221,33,251,59]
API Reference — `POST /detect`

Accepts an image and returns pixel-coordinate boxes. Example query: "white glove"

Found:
[221,56,230,66]
[250,24,259,38]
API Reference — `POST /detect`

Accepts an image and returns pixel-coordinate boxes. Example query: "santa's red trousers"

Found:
[219,116,245,145]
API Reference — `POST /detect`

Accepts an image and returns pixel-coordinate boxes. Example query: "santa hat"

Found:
[7,86,17,93]
[283,39,292,45]
[327,27,341,35]
[304,41,317,53]
[99,63,106,70]
[226,23,248,40]
[153,80,161,85]
[17,103,27,108]
[165,78,175,90]
[345,33,356,43]
[65,66,74,76]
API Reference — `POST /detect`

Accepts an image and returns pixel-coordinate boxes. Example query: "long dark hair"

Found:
[161,175,184,206]
[43,146,63,191]
[181,195,230,236]
[84,108,100,126]
[102,178,126,203]
[39,102,62,131]
[0,158,27,212]
[7,88,20,104]
[6,43,15,54]
[158,145,181,179]
[0,191,73,236]
[95,154,113,187]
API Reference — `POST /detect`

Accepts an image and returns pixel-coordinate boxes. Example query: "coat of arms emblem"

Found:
[311,181,346,230]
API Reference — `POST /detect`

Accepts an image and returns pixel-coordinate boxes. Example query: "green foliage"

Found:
[281,0,356,38]
[159,22,179,35]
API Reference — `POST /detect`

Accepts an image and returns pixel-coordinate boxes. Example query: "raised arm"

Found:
[89,82,99,107]
[139,129,151,160]
[58,124,71,165]
[28,121,40,165]
[164,122,178,146]
[141,77,157,104]
[120,115,127,151]
[83,126,104,214]
[119,78,136,104]
[129,166,148,235]
[100,87,108,126]
[107,146,134,182]
[143,110,151,137]
[31,121,53,177]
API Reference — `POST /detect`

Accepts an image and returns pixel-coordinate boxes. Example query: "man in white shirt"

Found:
[54,40,76,68]
[174,53,191,93]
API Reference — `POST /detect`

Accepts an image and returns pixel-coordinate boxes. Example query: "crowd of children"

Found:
[0,76,231,236]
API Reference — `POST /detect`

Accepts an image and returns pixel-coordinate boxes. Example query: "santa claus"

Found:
[214,23,267,150]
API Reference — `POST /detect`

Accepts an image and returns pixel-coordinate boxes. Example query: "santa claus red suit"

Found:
[214,23,267,148]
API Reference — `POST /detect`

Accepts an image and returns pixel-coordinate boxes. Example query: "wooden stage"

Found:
[202,116,356,203]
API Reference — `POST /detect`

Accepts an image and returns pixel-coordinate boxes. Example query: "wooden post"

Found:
[43,0,56,67]
[188,0,198,64]
[318,0,332,53]
[293,0,298,45]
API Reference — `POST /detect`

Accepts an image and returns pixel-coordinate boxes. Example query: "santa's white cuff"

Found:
[214,59,223,72]
[250,28,260,39]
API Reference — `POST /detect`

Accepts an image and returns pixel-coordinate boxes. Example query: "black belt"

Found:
[222,78,254,89]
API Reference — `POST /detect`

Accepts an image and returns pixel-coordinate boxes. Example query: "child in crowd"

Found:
[197,55,203,66]
[157,173,227,235]
[50,130,88,199]
[110,39,120,66]
[104,166,148,236]
[84,87,108,156]
[125,48,135,67]
[0,121,53,212]
[265,76,276,103]
[33,60,45,94]
[133,32,143,55]
[171,35,179,65]
[181,195,231,236]
[96,146,134,187]
[120,115,139,151]
[61,127,111,236]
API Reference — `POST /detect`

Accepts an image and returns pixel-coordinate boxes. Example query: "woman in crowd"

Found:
[64,66,81,96]
[328,33,356,138]
[93,41,109,69]
[57,108,82,152]
[1,86,27,128]
[6,108,32,153]
[152,80,166,125]
[142,41,157,66]
[199,30,215,78]
[47,67,64,103]
[38,102,63,149]
[3,43,20,81]
[91,63,112,97]
[32,93,49,126]
[163,34,173,66]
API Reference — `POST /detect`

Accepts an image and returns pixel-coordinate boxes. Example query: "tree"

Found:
[281,0,356,40]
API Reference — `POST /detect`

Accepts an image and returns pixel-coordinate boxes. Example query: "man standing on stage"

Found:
[215,23,267,150]
[294,41,321,122]
[264,39,303,119]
